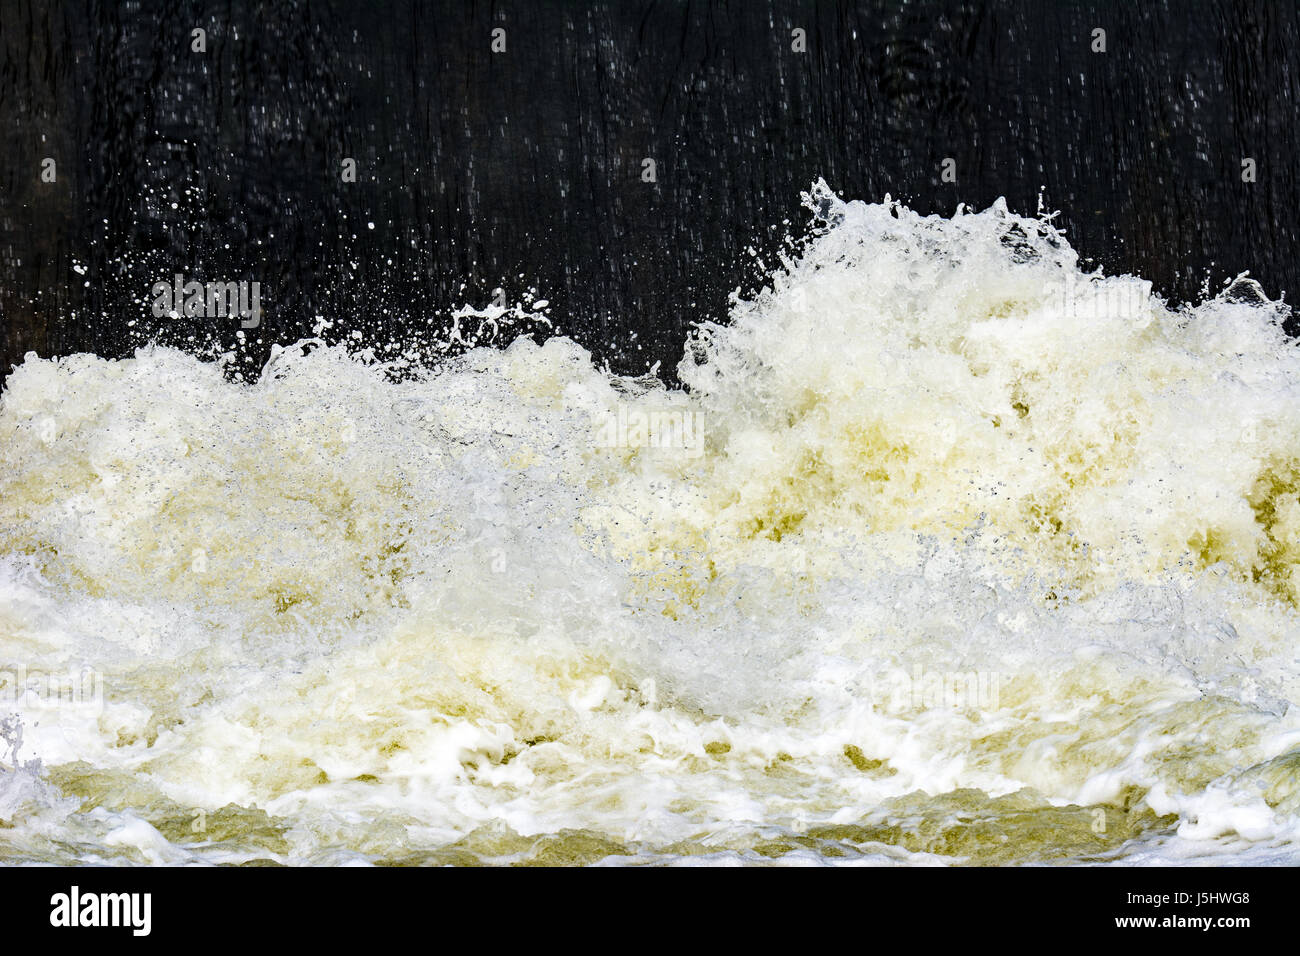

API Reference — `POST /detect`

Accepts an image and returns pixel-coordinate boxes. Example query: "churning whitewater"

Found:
[2,183,1299,865]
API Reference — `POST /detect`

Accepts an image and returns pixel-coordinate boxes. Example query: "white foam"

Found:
[2,183,1299,864]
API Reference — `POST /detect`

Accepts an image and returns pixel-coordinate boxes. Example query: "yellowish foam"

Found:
[2,183,1299,864]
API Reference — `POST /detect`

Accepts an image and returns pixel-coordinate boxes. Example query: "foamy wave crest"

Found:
[1,182,1298,865]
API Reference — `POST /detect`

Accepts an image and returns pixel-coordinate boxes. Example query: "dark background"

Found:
[2,0,1298,385]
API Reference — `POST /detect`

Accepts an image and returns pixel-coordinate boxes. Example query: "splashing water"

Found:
[2,182,1299,865]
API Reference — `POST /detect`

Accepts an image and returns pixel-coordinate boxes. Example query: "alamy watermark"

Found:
[871,666,1007,714]
[593,404,704,458]
[0,665,104,714]
[50,886,151,936]
[151,273,263,328]
[1044,272,1153,325]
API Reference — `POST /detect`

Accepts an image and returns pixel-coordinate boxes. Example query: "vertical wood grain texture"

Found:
[1,0,1298,383]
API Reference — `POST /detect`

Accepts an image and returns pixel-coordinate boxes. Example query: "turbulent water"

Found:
[3,183,1300,866]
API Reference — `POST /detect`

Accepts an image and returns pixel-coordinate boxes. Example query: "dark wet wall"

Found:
[1,0,1298,384]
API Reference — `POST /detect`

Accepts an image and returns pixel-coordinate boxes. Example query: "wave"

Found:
[1,181,1298,864]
